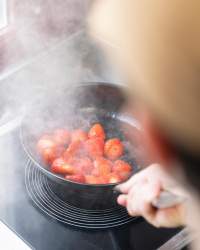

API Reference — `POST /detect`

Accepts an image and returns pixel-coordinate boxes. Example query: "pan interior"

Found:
[21,83,144,185]
[21,106,139,181]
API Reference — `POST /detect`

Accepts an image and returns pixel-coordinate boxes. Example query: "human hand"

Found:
[116,164,186,227]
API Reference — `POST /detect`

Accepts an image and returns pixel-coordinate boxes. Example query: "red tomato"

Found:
[65,174,85,183]
[56,146,65,157]
[88,123,105,140]
[72,157,94,175]
[84,138,104,159]
[113,160,132,172]
[104,138,124,160]
[85,175,107,184]
[63,141,84,160]
[37,136,56,154]
[51,157,76,175]
[97,176,108,184]
[93,157,112,176]
[107,173,122,184]
[85,175,99,184]
[53,129,70,146]
[65,156,77,165]
[41,147,57,164]
[71,129,88,143]
[113,160,132,180]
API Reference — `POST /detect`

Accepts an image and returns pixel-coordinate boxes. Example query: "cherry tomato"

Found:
[72,157,94,175]
[41,147,57,164]
[63,141,84,160]
[51,157,76,175]
[97,176,108,184]
[113,160,132,180]
[104,138,124,160]
[65,174,85,183]
[56,146,65,157]
[37,135,56,154]
[93,157,112,176]
[65,156,78,165]
[85,175,107,184]
[84,138,104,159]
[53,129,70,146]
[71,129,88,143]
[113,160,132,172]
[38,133,65,164]
[88,123,105,140]
[107,173,122,184]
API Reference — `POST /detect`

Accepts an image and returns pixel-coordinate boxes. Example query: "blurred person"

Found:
[89,1,200,249]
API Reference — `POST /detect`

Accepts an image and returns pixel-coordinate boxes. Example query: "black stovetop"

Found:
[0,128,182,250]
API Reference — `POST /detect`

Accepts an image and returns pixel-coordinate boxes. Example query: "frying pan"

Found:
[21,82,141,210]
[21,82,184,210]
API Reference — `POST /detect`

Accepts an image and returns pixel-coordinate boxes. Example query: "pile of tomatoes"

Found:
[36,123,132,184]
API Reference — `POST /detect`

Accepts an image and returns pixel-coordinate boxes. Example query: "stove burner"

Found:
[25,161,137,229]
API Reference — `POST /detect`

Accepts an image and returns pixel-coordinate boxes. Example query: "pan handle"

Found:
[151,190,186,209]
[113,188,185,209]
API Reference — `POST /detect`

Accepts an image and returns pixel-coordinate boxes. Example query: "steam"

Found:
[0,0,122,237]
[0,0,119,128]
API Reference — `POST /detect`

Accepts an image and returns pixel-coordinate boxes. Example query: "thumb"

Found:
[148,204,186,228]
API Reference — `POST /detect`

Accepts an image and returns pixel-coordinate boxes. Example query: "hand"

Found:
[116,164,186,228]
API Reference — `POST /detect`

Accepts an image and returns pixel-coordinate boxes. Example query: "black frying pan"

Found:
[20,82,142,210]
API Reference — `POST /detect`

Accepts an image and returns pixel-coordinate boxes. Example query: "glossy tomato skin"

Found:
[53,129,70,146]
[65,174,85,183]
[88,123,105,140]
[84,138,104,159]
[104,138,124,160]
[93,157,112,176]
[113,160,132,180]
[51,157,76,175]
[71,129,88,143]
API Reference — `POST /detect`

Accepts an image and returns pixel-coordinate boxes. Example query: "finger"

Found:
[125,188,142,217]
[139,180,161,218]
[116,164,160,193]
[116,171,145,193]
[152,204,186,228]
[146,179,161,201]
[125,179,160,218]
[116,176,135,193]
[140,200,157,222]
[126,197,141,217]
[117,194,127,207]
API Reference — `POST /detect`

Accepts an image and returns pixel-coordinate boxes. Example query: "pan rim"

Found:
[20,81,139,187]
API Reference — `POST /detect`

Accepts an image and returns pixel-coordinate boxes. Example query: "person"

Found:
[89,1,200,249]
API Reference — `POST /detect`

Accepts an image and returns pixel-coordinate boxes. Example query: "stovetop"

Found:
[0,29,187,250]
[0,126,183,250]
